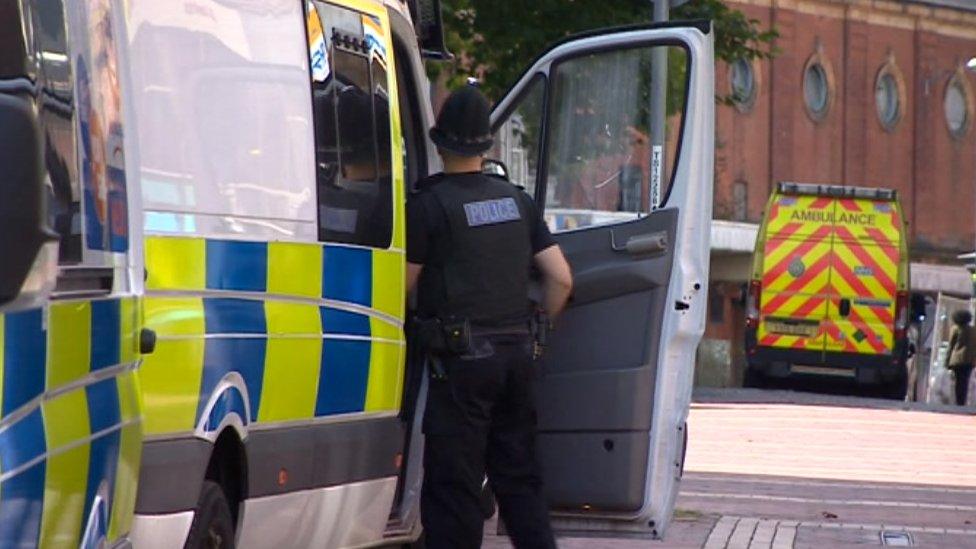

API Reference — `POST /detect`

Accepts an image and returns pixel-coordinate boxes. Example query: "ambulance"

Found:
[0,0,713,546]
[745,183,911,394]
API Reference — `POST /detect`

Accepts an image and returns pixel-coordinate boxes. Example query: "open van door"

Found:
[489,22,713,536]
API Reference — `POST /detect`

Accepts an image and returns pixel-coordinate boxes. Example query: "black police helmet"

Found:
[429,85,493,156]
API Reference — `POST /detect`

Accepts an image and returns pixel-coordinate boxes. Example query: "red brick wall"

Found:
[717,0,976,260]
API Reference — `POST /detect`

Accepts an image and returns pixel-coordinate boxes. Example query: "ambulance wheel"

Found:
[743,366,766,388]
[882,375,907,400]
[185,481,236,549]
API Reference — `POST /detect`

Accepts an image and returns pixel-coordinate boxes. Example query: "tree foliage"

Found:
[431,0,778,102]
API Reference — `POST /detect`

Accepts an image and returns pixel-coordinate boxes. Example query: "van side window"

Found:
[305,1,393,249]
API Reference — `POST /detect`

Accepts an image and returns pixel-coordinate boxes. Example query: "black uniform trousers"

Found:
[953,365,973,406]
[421,334,557,549]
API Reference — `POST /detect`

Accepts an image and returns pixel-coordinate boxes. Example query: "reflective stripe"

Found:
[261,302,322,422]
[0,297,139,548]
[141,297,206,435]
[142,236,407,436]
[268,242,323,299]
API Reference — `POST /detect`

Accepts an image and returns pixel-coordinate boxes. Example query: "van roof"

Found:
[777,182,897,201]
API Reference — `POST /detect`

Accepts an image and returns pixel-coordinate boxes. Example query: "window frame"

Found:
[944,75,972,140]
[489,73,549,203]
[729,57,757,112]
[802,52,834,123]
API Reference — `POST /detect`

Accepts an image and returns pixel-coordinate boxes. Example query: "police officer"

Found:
[406,85,573,548]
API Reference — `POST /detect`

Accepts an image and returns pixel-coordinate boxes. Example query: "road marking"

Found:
[683,474,976,496]
[682,491,976,512]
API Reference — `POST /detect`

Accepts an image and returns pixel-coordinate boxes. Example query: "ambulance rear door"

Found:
[824,190,905,358]
[490,21,713,535]
[755,187,834,355]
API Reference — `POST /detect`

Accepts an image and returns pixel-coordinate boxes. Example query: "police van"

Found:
[745,183,911,394]
[0,0,713,546]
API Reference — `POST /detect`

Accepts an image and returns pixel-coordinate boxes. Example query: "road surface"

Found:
[484,388,976,548]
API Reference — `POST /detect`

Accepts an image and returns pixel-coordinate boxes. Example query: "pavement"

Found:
[483,388,976,548]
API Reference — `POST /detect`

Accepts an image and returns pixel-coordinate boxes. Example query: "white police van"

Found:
[0,0,712,546]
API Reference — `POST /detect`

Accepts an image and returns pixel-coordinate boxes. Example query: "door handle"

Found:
[838,298,851,317]
[610,230,668,256]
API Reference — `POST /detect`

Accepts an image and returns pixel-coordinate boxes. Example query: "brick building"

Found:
[698,0,976,387]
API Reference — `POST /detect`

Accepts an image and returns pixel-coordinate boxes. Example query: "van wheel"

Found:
[185,481,236,549]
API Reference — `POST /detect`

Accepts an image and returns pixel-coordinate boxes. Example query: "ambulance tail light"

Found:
[746,279,761,328]
[894,290,910,341]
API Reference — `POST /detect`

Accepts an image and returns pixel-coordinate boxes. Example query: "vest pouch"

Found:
[415,317,447,353]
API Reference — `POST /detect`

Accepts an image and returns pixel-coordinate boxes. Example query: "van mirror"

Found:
[0,93,58,308]
[407,0,451,60]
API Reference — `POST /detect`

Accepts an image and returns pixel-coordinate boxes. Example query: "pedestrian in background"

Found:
[946,309,975,406]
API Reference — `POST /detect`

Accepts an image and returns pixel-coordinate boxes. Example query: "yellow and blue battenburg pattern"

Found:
[142,236,406,437]
[0,298,142,548]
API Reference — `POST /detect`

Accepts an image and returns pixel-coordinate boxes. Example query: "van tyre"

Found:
[743,366,765,388]
[883,374,908,400]
[185,481,236,549]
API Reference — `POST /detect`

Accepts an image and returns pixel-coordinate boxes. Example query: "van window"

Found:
[543,45,688,232]
[306,1,393,249]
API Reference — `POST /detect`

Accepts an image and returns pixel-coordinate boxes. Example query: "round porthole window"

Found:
[945,79,970,138]
[730,58,756,110]
[875,72,900,130]
[804,62,830,120]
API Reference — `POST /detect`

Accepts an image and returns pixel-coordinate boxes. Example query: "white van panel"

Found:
[125,0,317,241]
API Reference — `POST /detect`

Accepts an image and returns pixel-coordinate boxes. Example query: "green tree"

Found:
[431,0,778,105]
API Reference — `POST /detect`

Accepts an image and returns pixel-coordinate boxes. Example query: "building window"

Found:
[803,58,831,122]
[945,76,972,139]
[875,62,903,132]
[729,58,757,111]
[306,1,394,249]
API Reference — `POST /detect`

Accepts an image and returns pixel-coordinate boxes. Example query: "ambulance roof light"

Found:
[777,182,897,201]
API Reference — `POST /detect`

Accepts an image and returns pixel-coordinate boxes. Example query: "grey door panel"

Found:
[539,431,650,512]
[538,365,655,431]
[536,209,677,512]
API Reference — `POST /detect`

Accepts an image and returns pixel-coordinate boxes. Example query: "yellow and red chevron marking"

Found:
[827,221,898,355]
[758,200,834,352]
[834,198,902,246]
[758,281,829,351]
[765,195,833,237]
[824,305,892,354]
[761,224,833,291]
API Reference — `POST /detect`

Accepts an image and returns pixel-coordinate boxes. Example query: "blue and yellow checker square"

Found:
[143,236,407,436]
[145,236,404,322]
[0,298,142,548]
